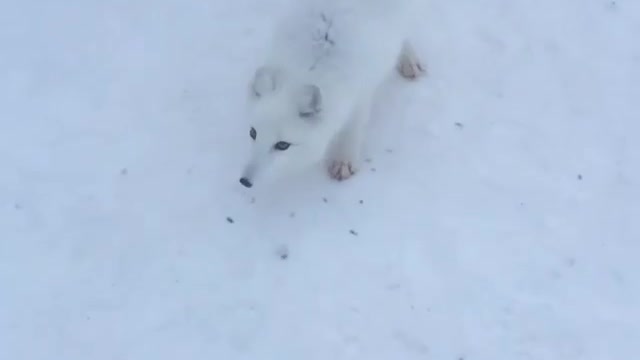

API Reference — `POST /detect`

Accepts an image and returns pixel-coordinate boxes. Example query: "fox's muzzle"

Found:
[239,159,259,189]
[239,147,276,188]
[239,177,253,188]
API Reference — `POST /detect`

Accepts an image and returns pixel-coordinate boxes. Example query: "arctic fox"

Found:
[239,0,424,188]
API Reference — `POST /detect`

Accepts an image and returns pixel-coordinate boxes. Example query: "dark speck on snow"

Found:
[277,245,289,260]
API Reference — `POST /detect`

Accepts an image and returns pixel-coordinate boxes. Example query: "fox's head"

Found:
[239,66,326,188]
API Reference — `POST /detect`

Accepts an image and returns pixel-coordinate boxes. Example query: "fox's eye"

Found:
[273,141,291,151]
[250,127,257,140]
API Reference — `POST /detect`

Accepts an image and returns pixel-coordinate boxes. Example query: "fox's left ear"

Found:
[250,66,280,98]
[296,84,322,119]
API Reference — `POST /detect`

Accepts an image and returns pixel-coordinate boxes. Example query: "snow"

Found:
[1,0,639,359]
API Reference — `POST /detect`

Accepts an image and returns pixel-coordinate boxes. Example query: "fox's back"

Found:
[265,0,412,90]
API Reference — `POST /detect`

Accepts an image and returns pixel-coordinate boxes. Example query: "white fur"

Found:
[239,0,423,187]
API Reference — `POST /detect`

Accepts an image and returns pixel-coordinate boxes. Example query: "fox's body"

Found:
[239,0,423,188]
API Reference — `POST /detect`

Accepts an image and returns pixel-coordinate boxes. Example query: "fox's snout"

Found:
[239,177,253,188]
[239,159,260,189]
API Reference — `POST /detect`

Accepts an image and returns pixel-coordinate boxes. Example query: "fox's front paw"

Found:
[397,59,425,80]
[329,160,357,181]
[397,41,426,80]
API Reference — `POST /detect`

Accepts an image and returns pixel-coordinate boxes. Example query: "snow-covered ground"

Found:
[1,0,639,359]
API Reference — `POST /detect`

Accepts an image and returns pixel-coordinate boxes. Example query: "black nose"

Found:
[239,177,253,188]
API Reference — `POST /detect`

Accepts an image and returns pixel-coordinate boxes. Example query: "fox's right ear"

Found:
[250,66,280,98]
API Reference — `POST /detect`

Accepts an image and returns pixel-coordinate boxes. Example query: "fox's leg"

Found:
[396,40,425,80]
[327,99,372,181]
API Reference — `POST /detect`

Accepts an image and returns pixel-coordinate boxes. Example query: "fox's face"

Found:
[239,66,325,188]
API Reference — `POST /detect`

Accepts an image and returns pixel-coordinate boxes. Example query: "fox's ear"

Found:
[296,84,322,119]
[250,66,280,98]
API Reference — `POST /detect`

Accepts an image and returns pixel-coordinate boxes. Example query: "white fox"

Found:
[239,0,424,188]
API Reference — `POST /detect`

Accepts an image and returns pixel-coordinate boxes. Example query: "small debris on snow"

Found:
[577,174,583,180]
[365,158,372,163]
[370,167,377,172]
[120,168,128,175]
[250,197,256,204]
[385,148,394,154]
[226,217,234,224]
[322,197,328,203]
[14,203,21,210]
[455,122,464,129]
[349,229,358,236]
[387,283,402,291]
[289,212,296,218]
[359,200,364,204]
[276,245,289,260]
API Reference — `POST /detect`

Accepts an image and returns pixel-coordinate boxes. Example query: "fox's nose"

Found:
[239,177,253,188]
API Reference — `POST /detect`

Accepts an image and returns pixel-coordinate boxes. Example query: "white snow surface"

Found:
[1,0,639,359]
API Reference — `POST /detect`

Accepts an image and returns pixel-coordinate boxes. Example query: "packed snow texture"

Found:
[1,0,639,359]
